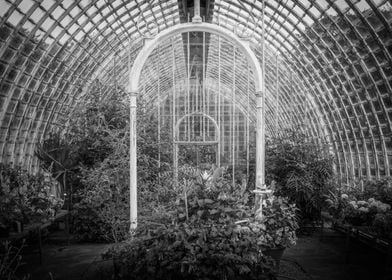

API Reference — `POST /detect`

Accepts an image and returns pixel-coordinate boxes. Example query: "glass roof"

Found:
[0,0,391,182]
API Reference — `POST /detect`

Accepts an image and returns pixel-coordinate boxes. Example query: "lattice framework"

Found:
[0,0,391,183]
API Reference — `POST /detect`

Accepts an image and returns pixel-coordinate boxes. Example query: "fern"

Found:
[267,128,334,225]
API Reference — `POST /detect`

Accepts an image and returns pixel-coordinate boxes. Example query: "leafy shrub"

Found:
[372,212,392,240]
[71,106,174,242]
[106,221,276,280]
[257,197,298,248]
[72,132,130,243]
[37,84,175,242]
[104,173,298,279]
[325,188,392,240]
[265,129,334,226]
[362,178,392,205]
[0,164,63,228]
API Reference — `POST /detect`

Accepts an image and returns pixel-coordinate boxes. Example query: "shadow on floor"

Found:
[284,228,392,280]
[15,228,392,280]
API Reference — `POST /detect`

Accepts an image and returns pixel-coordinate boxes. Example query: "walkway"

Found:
[16,228,391,280]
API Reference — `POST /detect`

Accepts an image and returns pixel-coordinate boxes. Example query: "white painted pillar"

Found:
[254,89,269,221]
[257,0,266,191]
[193,0,202,23]
[129,92,138,231]
[255,91,265,189]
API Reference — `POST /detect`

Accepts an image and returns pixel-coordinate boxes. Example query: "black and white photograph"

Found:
[0,1,391,279]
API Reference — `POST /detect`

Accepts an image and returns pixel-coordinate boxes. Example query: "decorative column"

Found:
[173,144,178,186]
[253,91,270,220]
[255,91,265,190]
[129,92,138,231]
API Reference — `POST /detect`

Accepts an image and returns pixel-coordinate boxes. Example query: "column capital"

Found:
[129,92,138,97]
[255,91,263,97]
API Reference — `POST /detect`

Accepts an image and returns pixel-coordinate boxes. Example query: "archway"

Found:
[128,22,264,229]
[174,112,220,172]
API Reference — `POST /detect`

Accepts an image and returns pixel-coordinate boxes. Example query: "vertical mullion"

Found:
[203,31,206,142]
[143,85,146,135]
[262,0,266,176]
[246,63,250,180]
[275,54,279,135]
[113,53,117,93]
[158,50,161,173]
[232,47,236,188]
[290,71,294,127]
[172,38,177,184]
[187,31,191,142]
[217,35,221,167]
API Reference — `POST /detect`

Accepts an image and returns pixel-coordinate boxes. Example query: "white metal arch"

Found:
[128,22,265,230]
[129,22,263,92]
[174,112,220,170]
[174,112,220,143]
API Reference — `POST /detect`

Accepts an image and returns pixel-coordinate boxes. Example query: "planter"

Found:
[263,247,286,265]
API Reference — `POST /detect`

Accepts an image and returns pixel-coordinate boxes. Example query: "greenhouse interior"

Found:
[0,0,392,279]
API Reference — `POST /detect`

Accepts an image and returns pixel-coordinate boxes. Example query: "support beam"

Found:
[217,35,221,167]
[275,54,279,132]
[158,74,161,172]
[172,39,178,187]
[246,64,250,180]
[255,91,265,189]
[256,0,266,191]
[232,47,236,189]
[193,0,202,23]
[129,91,138,231]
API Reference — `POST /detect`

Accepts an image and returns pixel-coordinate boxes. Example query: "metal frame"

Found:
[128,22,264,229]
[0,1,390,199]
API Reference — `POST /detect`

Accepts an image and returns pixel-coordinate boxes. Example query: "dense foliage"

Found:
[325,178,392,240]
[265,130,334,226]
[36,84,175,242]
[0,164,63,231]
[36,86,321,242]
[104,172,297,280]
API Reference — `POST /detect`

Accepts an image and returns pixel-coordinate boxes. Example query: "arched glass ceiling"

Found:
[0,0,391,183]
[139,32,257,119]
